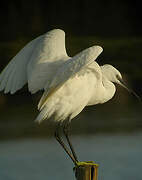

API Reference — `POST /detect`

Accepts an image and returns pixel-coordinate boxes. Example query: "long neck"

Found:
[101,77,116,104]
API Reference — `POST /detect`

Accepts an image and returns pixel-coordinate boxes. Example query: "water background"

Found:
[0,133,142,180]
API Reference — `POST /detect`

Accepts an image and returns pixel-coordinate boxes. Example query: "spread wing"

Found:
[38,45,103,110]
[0,29,67,94]
[0,35,42,94]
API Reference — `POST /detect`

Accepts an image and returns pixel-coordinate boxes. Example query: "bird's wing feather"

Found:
[0,35,42,94]
[0,29,67,94]
[27,29,67,93]
[38,45,103,110]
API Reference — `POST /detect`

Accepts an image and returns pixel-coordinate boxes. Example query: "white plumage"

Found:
[0,29,126,124]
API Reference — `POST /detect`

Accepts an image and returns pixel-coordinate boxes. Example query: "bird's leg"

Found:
[54,124,77,165]
[63,122,78,162]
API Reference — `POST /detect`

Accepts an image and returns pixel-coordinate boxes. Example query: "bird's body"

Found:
[36,62,116,123]
[0,29,129,164]
[36,62,100,122]
[0,28,124,124]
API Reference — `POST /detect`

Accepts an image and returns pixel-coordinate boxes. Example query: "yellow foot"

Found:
[75,161,99,167]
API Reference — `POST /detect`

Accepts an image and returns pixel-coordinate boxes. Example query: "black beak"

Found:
[118,78,141,102]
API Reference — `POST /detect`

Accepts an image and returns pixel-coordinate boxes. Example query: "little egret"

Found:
[0,29,139,165]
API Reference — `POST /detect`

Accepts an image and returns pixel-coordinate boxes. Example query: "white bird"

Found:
[0,29,137,165]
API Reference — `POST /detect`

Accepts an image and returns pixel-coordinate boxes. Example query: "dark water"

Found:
[0,133,142,180]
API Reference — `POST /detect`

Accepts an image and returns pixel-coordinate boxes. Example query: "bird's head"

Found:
[101,64,122,84]
[101,64,140,101]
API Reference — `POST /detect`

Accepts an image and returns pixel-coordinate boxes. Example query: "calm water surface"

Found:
[0,133,142,180]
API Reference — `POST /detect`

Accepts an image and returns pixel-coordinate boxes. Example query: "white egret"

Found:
[0,29,138,165]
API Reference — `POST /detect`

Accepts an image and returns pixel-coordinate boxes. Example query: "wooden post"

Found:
[74,161,99,180]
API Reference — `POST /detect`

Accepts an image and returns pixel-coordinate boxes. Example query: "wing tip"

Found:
[92,45,103,54]
[38,87,57,110]
[34,117,42,124]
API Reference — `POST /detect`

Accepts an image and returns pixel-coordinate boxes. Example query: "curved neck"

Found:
[101,77,116,103]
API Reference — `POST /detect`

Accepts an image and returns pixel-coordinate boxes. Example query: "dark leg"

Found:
[54,124,77,165]
[63,122,78,162]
